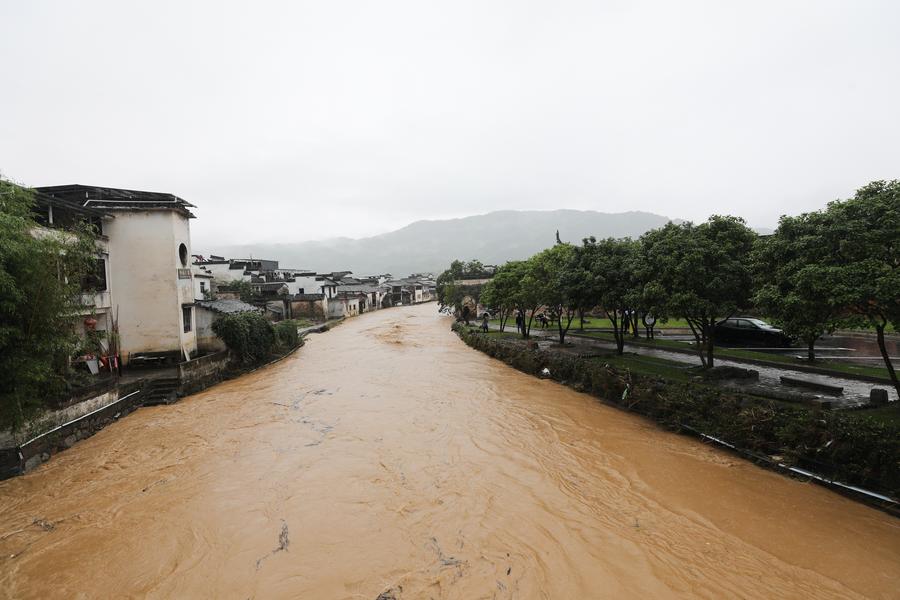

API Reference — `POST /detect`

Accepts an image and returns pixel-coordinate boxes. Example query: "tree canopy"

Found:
[436,259,492,312]
[754,210,839,360]
[636,216,757,367]
[443,180,896,383]
[0,180,99,429]
[580,237,640,354]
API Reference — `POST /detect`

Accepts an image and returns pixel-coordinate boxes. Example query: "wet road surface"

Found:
[576,335,895,406]
[1,304,898,599]
[532,329,898,406]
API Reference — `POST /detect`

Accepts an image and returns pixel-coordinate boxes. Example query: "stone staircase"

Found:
[142,377,181,406]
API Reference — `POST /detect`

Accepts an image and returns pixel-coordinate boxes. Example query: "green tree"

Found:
[232,280,255,303]
[753,211,839,360]
[504,259,542,339]
[641,216,757,368]
[560,238,601,334]
[436,259,491,312]
[479,264,519,332]
[0,180,98,429]
[532,244,578,343]
[822,181,900,396]
[582,237,640,354]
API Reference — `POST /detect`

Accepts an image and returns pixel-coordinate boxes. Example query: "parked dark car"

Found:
[713,317,793,347]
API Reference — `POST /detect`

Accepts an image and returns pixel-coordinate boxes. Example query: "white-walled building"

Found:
[37,185,199,365]
[328,292,361,318]
[193,271,214,300]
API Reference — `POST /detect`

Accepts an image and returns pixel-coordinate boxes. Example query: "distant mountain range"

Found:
[205,209,751,276]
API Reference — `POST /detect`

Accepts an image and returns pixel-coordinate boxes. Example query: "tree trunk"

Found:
[631,312,640,338]
[558,309,575,344]
[578,308,585,331]
[608,310,625,355]
[686,318,708,368]
[875,323,900,398]
[705,322,715,369]
[807,338,816,362]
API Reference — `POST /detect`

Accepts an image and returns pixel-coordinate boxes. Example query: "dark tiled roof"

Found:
[196,299,261,314]
[33,190,113,218]
[293,293,326,301]
[35,184,196,218]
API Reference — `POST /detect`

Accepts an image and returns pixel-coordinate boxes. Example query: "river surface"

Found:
[1,304,898,599]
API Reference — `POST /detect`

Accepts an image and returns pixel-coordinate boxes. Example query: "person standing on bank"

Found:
[482,312,490,333]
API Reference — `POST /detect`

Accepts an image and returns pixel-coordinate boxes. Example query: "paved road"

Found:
[505,326,897,407]
[0,305,897,598]
[632,329,897,366]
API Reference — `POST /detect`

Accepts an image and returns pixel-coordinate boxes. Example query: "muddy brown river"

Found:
[1,304,898,599]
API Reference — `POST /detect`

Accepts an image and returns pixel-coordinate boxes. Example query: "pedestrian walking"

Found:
[482,313,490,333]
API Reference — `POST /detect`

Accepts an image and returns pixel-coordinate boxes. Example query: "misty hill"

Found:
[207,210,682,276]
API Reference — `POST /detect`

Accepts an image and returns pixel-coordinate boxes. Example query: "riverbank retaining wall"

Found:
[178,350,231,395]
[0,331,321,480]
[0,379,147,478]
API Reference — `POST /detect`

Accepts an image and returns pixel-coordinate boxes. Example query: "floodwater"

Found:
[1,305,898,599]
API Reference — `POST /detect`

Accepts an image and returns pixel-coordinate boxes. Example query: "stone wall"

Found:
[178,350,231,395]
[291,298,326,319]
[0,380,146,478]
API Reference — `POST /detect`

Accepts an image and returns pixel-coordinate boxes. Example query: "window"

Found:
[81,258,107,292]
[179,243,188,267]
[200,281,206,293]
[183,306,192,333]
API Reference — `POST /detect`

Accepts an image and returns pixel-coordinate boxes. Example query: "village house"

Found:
[191,255,249,283]
[290,293,328,320]
[36,185,199,365]
[192,255,353,321]
[328,290,363,318]
[318,275,340,301]
[194,298,261,352]
[186,260,415,322]
[336,283,388,313]
[193,270,215,300]
[384,276,437,305]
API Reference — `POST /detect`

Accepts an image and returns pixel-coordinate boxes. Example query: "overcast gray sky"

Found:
[2,1,898,249]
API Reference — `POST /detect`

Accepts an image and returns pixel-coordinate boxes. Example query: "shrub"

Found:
[274,320,301,350]
[212,312,275,365]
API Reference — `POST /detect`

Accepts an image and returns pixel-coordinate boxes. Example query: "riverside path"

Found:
[0,304,898,599]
